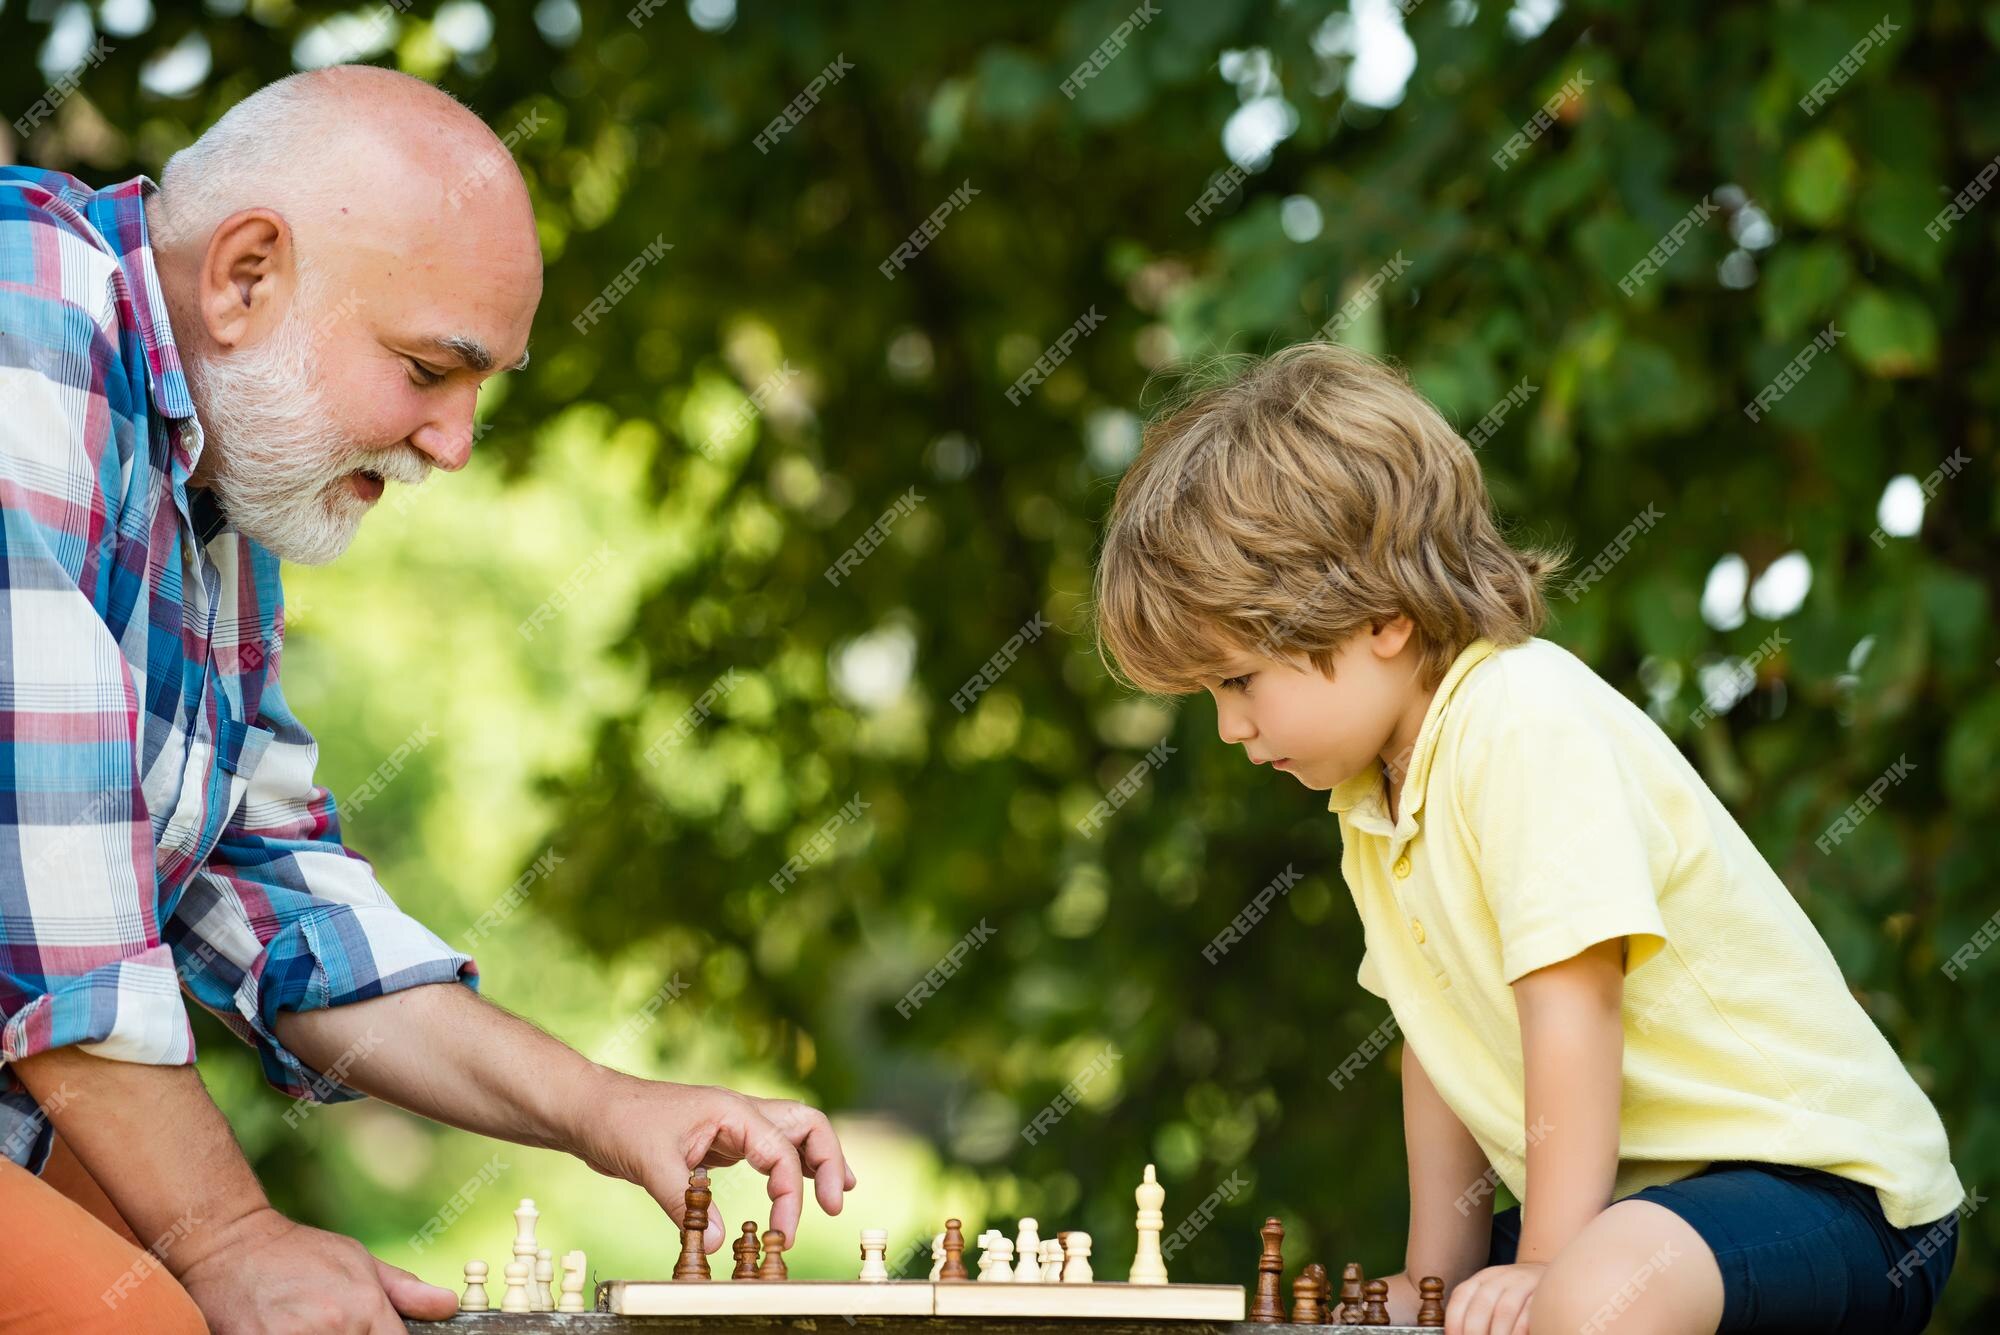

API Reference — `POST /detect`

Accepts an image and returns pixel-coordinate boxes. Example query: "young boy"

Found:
[1091,344,1963,1334]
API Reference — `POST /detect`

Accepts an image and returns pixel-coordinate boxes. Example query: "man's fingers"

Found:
[372,1255,459,1320]
[763,1100,853,1217]
[730,1107,807,1243]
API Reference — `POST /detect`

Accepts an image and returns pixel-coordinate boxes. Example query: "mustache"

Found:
[345,449,434,486]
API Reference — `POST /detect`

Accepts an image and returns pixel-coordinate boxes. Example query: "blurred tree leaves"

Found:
[5,0,1996,1319]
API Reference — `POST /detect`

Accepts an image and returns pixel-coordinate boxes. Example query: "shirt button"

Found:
[1393,855,1412,879]
[1410,918,1426,944]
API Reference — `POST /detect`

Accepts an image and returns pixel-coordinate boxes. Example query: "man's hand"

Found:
[176,1206,457,1335]
[275,984,858,1248]
[1445,1260,1546,1335]
[568,1073,856,1249]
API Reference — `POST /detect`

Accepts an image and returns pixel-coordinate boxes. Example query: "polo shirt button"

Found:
[1410,917,1426,944]
[1393,855,1412,878]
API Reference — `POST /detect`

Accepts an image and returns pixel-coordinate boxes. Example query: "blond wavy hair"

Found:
[1093,342,1565,695]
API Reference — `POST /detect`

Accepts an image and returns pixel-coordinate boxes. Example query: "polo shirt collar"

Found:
[1327,636,1500,855]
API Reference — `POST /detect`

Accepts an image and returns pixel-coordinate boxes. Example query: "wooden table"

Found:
[415,1318,1432,1333]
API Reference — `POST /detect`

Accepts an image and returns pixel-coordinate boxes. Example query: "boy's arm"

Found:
[1513,937,1625,1261]
[1383,1040,1498,1320]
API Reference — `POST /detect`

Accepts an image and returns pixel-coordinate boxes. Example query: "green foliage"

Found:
[7,0,1997,1318]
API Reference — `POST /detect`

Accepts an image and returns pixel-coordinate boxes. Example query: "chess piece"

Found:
[1417,1275,1447,1326]
[1363,1278,1391,1325]
[673,1167,713,1280]
[1292,1265,1324,1324]
[1315,1263,1331,1316]
[757,1229,789,1281]
[857,1228,890,1281]
[1129,1164,1169,1284]
[940,1219,970,1280]
[534,1247,555,1310]
[733,1222,762,1279]
[1038,1238,1064,1282]
[1338,1262,1366,1323]
[512,1199,540,1296]
[1012,1218,1043,1282]
[979,1233,1015,1281]
[558,1250,588,1312]
[929,1231,946,1280]
[1060,1230,1093,1283]
[1249,1217,1285,1323]
[501,1259,533,1313]
[459,1260,490,1312]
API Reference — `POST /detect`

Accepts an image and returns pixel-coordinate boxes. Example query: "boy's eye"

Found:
[407,359,447,387]
[1219,674,1253,691]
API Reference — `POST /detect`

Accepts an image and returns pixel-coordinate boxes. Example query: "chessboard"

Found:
[603,1278,1244,1318]
[424,1164,1447,1330]
[415,1315,1442,1332]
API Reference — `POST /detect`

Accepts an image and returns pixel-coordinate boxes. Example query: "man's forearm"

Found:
[12,1045,278,1277]
[272,981,606,1152]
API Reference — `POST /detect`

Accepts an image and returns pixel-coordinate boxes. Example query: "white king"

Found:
[1128,1163,1168,1284]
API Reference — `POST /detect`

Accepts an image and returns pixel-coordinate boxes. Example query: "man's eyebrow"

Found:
[418,334,531,373]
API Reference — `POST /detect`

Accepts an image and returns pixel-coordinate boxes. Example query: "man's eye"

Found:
[407,360,447,387]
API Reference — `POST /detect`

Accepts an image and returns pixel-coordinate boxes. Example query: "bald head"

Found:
[157,64,538,260]
[152,65,543,564]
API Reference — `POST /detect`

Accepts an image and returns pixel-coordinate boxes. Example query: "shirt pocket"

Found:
[214,716,275,832]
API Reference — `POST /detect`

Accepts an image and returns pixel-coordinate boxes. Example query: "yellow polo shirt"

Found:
[1332,636,1963,1229]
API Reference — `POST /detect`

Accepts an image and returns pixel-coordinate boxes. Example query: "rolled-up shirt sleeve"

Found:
[172,649,477,1104]
[0,335,196,1082]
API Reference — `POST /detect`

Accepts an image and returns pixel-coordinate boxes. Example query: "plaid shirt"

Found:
[0,166,477,1172]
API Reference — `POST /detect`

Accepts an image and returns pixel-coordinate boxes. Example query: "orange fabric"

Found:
[0,1153,207,1334]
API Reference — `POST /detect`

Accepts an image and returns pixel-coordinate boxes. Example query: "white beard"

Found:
[183,271,430,566]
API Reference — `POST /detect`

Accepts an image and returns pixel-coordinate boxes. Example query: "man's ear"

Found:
[198,208,297,350]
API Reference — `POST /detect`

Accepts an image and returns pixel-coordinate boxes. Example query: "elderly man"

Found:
[0,65,850,1333]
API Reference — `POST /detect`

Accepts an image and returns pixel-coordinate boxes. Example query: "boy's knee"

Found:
[1531,1201,1721,1335]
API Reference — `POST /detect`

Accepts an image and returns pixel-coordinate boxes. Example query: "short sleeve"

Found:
[1357,946,1388,999]
[1455,693,1670,985]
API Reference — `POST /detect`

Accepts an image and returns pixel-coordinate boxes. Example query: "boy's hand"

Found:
[1445,1261,1546,1335]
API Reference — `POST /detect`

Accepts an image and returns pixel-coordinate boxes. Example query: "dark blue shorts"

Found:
[1487,1161,1959,1333]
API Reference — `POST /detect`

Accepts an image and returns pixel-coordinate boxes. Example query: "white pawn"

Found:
[557,1250,587,1312]
[974,1230,1000,1281]
[858,1229,890,1281]
[1061,1231,1093,1283]
[1128,1163,1169,1285]
[501,1259,533,1312]
[929,1231,945,1280]
[1012,1218,1043,1282]
[1038,1238,1064,1282]
[459,1260,490,1311]
[534,1247,555,1311]
[985,1235,1015,1281]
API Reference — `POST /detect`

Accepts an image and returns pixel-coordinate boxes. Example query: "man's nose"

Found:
[409,395,479,472]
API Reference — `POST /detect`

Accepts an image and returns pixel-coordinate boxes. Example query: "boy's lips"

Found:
[1271,758,1293,770]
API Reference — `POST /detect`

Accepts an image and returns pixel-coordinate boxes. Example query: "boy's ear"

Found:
[1369,616,1417,657]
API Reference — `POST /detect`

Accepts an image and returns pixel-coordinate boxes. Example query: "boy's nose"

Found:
[1216,711,1254,745]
